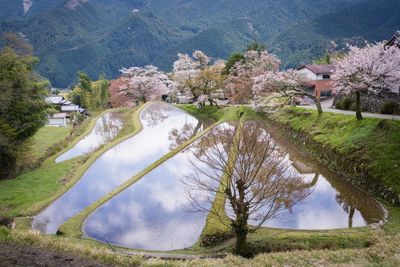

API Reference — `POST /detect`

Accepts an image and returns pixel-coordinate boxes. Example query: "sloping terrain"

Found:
[1,0,398,87]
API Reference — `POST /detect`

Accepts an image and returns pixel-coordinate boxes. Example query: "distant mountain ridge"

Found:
[0,0,398,87]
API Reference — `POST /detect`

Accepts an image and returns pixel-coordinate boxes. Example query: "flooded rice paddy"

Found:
[33,103,206,234]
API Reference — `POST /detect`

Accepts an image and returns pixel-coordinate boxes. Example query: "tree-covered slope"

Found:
[269,0,400,68]
[1,0,397,87]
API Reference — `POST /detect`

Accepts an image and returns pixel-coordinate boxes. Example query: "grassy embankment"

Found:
[0,106,142,219]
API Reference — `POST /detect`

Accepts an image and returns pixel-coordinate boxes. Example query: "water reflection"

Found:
[168,119,210,150]
[84,120,386,251]
[83,124,232,251]
[254,123,386,230]
[56,112,124,163]
[32,103,202,234]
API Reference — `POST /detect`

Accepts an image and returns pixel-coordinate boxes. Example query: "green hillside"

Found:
[269,0,400,68]
[0,0,398,87]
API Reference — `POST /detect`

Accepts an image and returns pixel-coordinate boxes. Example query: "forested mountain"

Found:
[269,0,400,68]
[0,0,398,87]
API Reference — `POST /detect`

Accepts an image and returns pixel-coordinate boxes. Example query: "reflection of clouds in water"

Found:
[264,175,368,229]
[296,207,365,230]
[56,112,124,163]
[33,103,201,234]
[118,218,201,251]
[84,124,231,250]
[149,180,190,213]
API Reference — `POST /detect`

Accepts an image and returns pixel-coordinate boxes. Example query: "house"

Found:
[297,64,336,98]
[47,113,67,127]
[46,95,64,105]
[385,31,400,48]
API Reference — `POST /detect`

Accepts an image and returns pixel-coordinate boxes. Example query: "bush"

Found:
[335,97,352,110]
[380,100,399,115]
[342,97,352,110]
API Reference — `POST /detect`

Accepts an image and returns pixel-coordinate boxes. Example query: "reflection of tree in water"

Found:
[336,193,358,228]
[185,121,312,256]
[168,120,203,149]
[142,106,169,127]
[289,149,383,227]
[94,112,124,141]
[330,172,384,226]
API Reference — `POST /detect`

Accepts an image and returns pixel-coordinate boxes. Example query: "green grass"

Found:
[178,104,260,123]
[271,107,400,196]
[29,126,73,162]
[177,105,225,122]
[15,126,73,174]
[0,158,82,218]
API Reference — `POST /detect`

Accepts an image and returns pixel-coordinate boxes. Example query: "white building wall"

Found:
[298,68,317,80]
[47,118,67,127]
[61,105,79,112]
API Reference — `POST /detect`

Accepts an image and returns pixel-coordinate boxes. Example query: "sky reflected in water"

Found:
[83,123,231,251]
[32,103,204,234]
[84,121,386,251]
[55,112,124,163]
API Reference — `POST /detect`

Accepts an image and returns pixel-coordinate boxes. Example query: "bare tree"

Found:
[185,121,310,257]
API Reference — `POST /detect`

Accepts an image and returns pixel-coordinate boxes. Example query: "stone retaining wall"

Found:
[334,91,400,113]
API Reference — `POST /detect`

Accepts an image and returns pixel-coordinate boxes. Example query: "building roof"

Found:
[386,31,400,48]
[298,64,336,75]
[46,95,64,104]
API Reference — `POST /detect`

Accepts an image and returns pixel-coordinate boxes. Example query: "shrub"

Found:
[335,97,352,110]
[380,100,399,115]
[342,97,352,110]
[335,99,344,110]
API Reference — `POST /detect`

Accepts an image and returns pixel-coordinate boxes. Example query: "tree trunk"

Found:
[0,150,17,179]
[355,91,363,120]
[235,228,249,257]
[348,207,355,228]
[315,98,323,115]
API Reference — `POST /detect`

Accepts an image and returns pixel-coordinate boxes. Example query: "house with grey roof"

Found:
[297,64,336,98]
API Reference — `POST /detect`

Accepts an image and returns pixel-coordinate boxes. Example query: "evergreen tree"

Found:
[223,52,244,75]
[0,48,48,177]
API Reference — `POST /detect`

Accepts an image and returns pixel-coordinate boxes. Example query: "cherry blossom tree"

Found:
[252,69,324,114]
[224,50,280,104]
[332,43,400,120]
[172,51,225,105]
[119,65,172,103]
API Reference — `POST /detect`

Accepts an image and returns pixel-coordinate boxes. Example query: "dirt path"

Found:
[0,242,106,267]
